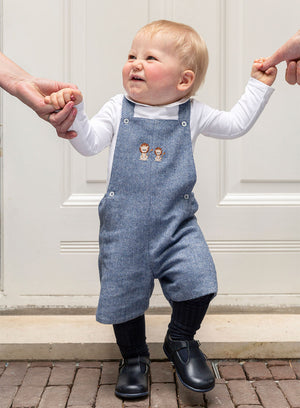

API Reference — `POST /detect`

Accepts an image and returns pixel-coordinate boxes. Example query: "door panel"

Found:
[1,0,299,310]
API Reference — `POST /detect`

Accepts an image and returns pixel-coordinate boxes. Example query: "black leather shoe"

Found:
[163,334,215,392]
[115,356,150,399]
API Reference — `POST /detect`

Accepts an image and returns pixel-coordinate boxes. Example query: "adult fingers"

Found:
[260,53,282,71]
[49,101,74,126]
[297,60,300,84]
[292,59,300,85]
[57,107,77,137]
[285,60,300,85]
[48,102,78,139]
[286,61,297,84]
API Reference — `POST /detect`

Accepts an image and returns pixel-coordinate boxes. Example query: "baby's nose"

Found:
[133,60,143,70]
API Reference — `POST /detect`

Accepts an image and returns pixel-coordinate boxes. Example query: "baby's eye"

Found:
[128,55,136,60]
[147,56,157,61]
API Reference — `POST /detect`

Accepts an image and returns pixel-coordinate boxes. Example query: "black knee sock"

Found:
[113,314,149,359]
[168,293,215,341]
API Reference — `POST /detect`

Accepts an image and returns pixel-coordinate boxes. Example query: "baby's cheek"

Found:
[148,69,165,82]
[122,65,130,83]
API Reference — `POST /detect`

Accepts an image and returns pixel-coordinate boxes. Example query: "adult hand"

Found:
[260,30,300,85]
[14,77,78,121]
[15,77,78,138]
[0,52,78,138]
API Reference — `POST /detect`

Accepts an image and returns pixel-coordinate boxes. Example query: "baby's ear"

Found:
[177,70,195,92]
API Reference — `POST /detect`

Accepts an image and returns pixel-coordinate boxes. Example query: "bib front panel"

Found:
[96,97,217,324]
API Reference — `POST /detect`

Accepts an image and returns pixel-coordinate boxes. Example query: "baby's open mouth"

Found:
[131,76,145,81]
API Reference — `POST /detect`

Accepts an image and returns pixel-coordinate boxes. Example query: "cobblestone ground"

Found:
[0,359,299,407]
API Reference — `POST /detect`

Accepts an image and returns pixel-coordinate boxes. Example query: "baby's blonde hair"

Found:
[136,20,209,96]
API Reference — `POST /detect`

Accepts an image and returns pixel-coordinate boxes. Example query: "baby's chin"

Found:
[127,96,158,106]
[125,88,174,106]
[127,95,178,106]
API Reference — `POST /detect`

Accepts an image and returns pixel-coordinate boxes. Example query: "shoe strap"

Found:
[169,338,200,352]
[121,356,150,367]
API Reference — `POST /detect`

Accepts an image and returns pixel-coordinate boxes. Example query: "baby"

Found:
[45,20,276,400]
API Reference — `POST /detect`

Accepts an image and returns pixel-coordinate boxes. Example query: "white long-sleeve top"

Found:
[70,77,274,183]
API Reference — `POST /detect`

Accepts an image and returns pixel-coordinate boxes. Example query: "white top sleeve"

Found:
[191,77,274,140]
[69,95,122,156]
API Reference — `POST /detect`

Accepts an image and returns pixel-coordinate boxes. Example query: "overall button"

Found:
[184,194,190,200]
[109,191,115,197]
[181,121,187,127]
[124,118,129,124]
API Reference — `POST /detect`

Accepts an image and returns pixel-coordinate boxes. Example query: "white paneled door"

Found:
[1,0,300,310]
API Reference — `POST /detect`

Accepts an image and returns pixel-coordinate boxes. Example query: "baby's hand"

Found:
[251,58,277,86]
[44,88,83,110]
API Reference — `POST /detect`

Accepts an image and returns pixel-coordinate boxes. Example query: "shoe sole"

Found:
[163,344,215,393]
[115,390,149,399]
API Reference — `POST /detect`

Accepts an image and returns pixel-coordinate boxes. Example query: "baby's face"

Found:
[122,32,185,106]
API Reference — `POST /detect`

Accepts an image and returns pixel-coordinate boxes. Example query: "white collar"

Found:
[125,95,190,120]
[125,95,190,108]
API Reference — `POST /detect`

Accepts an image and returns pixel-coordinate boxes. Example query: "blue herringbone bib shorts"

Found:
[96,97,217,324]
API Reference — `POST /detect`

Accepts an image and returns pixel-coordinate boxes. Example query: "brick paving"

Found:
[0,359,299,407]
